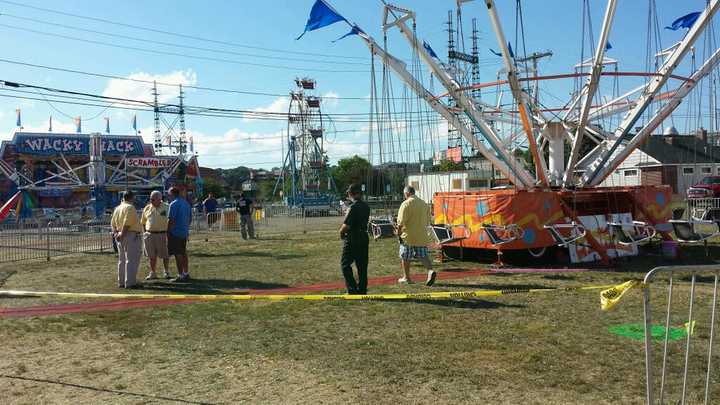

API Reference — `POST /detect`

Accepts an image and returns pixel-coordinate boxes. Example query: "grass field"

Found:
[1,230,719,404]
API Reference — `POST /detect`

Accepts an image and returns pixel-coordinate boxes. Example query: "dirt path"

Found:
[0,268,589,318]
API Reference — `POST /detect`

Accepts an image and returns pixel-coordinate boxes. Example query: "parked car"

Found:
[687,176,720,198]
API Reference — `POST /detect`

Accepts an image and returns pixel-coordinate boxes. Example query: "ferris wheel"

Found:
[275,78,334,209]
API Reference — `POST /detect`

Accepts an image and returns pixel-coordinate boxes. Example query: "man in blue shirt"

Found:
[202,193,219,227]
[167,186,192,282]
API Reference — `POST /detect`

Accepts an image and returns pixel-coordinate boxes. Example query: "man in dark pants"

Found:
[339,184,370,295]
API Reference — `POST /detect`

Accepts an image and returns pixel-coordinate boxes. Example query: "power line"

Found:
[0,0,368,61]
[0,23,370,74]
[0,58,447,101]
[0,13,371,67]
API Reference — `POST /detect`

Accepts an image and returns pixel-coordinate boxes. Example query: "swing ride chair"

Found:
[429,223,469,245]
[310,0,720,263]
[480,223,524,246]
[369,217,396,240]
[669,219,720,245]
[543,222,588,248]
[607,220,657,246]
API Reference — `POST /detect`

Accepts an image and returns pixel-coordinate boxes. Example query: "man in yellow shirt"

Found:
[111,190,142,288]
[141,190,171,280]
[396,186,437,286]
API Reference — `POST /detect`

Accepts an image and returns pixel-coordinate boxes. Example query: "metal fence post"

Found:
[45,221,51,261]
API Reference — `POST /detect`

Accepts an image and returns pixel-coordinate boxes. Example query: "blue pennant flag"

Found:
[48,115,52,132]
[132,114,137,131]
[490,43,514,58]
[105,117,110,134]
[605,41,613,51]
[665,11,701,31]
[332,25,363,43]
[296,0,348,40]
[423,41,439,59]
[15,108,20,127]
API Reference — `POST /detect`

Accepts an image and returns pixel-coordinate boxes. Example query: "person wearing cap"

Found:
[339,183,370,294]
[141,190,171,280]
[396,185,437,286]
[111,190,142,288]
[167,186,193,282]
[235,192,255,240]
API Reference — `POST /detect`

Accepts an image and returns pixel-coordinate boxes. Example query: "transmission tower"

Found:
[151,82,188,156]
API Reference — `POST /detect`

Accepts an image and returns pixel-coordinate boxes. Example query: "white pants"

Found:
[117,232,141,287]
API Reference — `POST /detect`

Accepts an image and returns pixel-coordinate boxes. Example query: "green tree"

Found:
[202,177,228,198]
[330,155,372,196]
[433,159,465,172]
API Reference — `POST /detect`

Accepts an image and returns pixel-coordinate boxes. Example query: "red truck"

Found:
[687,176,720,198]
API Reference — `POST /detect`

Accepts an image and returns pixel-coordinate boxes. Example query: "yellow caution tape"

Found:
[600,280,640,311]
[0,282,628,309]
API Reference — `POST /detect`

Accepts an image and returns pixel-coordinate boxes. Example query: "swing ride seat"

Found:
[480,223,523,246]
[543,222,587,247]
[429,224,468,245]
[669,219,720,244]
[608,220,657,246]
[368,218,396,240]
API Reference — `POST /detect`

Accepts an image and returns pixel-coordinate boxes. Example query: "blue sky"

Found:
[0,0,713,169]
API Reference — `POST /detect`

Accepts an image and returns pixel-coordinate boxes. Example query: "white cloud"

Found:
[102,70,197,104]
[244,96,290,122]
[321,91,340,108]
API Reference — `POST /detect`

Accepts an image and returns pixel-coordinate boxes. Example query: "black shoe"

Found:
[425,270,437,287]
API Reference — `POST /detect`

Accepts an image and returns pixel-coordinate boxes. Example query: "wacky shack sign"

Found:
[13,133,145,157]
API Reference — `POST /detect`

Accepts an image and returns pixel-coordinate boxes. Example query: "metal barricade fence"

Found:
[192,205,344,238]
[642,265,719,405]
[0,218,112,263]
[687,198,720,220]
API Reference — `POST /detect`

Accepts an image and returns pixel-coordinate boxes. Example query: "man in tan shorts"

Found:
[141,190,171,280]
[111,190,142,288]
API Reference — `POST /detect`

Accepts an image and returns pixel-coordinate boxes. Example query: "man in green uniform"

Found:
[339,184,370,295]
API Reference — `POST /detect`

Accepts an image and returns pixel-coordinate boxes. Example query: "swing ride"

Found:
[300,0,720,264]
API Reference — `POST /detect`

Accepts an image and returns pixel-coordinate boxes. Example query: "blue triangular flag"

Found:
[508,42,515,58]
[665,11,701,31]
[332,25,363,43]
[490,48,502,57]
[605,41,612,51]
[132,114,137,131]
[296,0,348,40]
[423,41,439,59]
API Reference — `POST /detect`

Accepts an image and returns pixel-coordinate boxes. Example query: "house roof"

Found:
[637,135,720,165]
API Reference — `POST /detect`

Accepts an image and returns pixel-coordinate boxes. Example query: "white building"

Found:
[598,129,720,196]
[406,169,495,204]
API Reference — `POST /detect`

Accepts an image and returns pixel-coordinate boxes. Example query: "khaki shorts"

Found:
[143,232,169,259]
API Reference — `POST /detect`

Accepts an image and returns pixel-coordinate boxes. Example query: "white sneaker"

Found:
[398,277,413,284]
[145,272,157,280]
[163,272,172,279]
[426,270,437,287]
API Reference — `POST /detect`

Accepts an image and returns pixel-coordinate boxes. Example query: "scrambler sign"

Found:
[126,157,178,168]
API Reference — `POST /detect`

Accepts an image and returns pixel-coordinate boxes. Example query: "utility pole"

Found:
[153,81,162,153]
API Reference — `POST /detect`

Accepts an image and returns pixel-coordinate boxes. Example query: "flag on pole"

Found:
[48,115,53,132]
[605,41,613,51]
[132,114,138,134]
[15,108,21,128]
[75,117,82,133]
[296,0,348,40]
[332,25,363,43]
[423,41,439,59]
[105,117,110,134]
[490,42,514,58]
[189,134,194,153]
[665,11,701,31]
